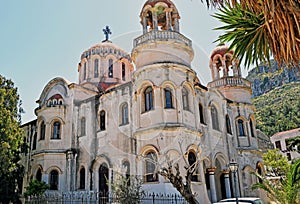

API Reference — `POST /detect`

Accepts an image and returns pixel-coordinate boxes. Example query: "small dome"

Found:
[80,41,131,62]
[210,45,234,60]
[141,0,175,9]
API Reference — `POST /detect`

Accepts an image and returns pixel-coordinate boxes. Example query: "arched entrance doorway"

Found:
[99,163,109,196]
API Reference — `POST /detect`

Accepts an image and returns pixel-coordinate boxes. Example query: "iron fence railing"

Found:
[24,191,188,204]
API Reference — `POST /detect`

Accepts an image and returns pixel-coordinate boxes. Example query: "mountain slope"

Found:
[252,82,300,137]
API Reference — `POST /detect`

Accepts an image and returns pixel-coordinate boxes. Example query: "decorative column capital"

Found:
[207,167,216,173]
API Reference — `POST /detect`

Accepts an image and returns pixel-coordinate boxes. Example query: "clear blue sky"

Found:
[0,0,247,124]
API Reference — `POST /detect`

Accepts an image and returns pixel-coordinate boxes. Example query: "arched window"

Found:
[188,152,199,182]
[250,119,255,137]
[182,87,189,110]
[49,170,59,190]
[123,161,130,185]
[122,63,126,81]
[121,103,129,125]
[94,59,99,78]
[108,59,113,78]
[83,63,87,80]
[100,110,106,131]
[144,87,153,112]
[226,115,232,134]
[52,121,61,139]
[238,119,245,136]
[81,117,86,136]
[211,105,219,130]
[145,151,158,182]
[164,88,173,109]
[99,164,109,196]
[79,167,85,189]
[199,103,205,124]
[36,168,42,181]
[32,133,37,150]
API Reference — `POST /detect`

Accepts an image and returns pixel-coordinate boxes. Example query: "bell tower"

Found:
[132,0,194,69]
[207,45,252,103]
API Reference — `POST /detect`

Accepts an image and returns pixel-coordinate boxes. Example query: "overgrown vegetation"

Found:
[24,180,49,198]
[110,174,145,204]
[0,75,25,203]
[252,82,300,137]
[252,150,300,204]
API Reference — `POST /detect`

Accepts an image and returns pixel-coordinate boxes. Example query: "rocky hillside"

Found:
[246,61,300,137]
[247,60,300,97]
[251,82,300,137]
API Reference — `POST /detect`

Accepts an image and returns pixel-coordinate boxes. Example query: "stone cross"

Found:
[102,26,112,41]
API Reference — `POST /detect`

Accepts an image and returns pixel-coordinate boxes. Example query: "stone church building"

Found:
[22,0,264,203]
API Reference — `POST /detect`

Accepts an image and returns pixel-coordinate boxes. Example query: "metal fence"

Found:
[25,191,188,204]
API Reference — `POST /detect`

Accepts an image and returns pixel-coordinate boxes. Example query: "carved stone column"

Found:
[223,170,232,198]
[165,8,172,31]
[152,10,158,30]
[207,167,217,203]
[142,16,147,34]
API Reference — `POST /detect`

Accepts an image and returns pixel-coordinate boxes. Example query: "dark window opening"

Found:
[199,104,205,124]
[94,59,99,78]
[226,115,232,134]
[52,121,61,139]
[122,63,126,81]
[79,168,85,189]
[36,168,42,182]
[211,105,219,130]
[144,87,153,112]
[188,152,199,182]
[238,119,245,136]
[108,59,113,78]
[164,88,173,109]
[100,111,106,131]
[49,170,59,190]
[182,87,189,110]
[145,151,158,182]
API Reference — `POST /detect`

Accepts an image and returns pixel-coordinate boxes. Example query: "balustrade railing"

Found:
[208,77,251,88]
[134,30,192,47]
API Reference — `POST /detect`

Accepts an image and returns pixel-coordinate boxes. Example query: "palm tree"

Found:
[201,0,300,68]
[252,159,300,204]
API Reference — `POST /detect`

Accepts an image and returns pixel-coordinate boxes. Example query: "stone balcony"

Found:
[207,77,251,88]
[133,30,192,48]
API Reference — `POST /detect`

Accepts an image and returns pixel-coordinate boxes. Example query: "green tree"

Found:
[252,150,300,204]
[263,149,290,176]
[110,174,145,204]
[24,180,49,198]
[207,0,300,68]
[0,75,25,203]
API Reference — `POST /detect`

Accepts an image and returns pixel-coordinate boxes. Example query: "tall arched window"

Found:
[226,115,232,134]
[100,110,106,131]
[122,62,126,81]
[99,164,109,196]
[83,63,87,80]
[79,167,85,189]
[52,121,61,139]
[144,87,153,112]
[81,117,86,136]
[250,119,255,137]
[108,59,113,78]
[49,170,59,190]
[199,103,205,124]
[238,119,245,136]
[94,59,99,78]
[36,168,42,182]
[145,151,158,182]
[182,87,189,110]
[123,161,130,185]
[164,88,173,109]
[211,105,219,130]
[121,103,129,125]
[40,121,45,140]
[32,133,37,150]
[188,152,199,182]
